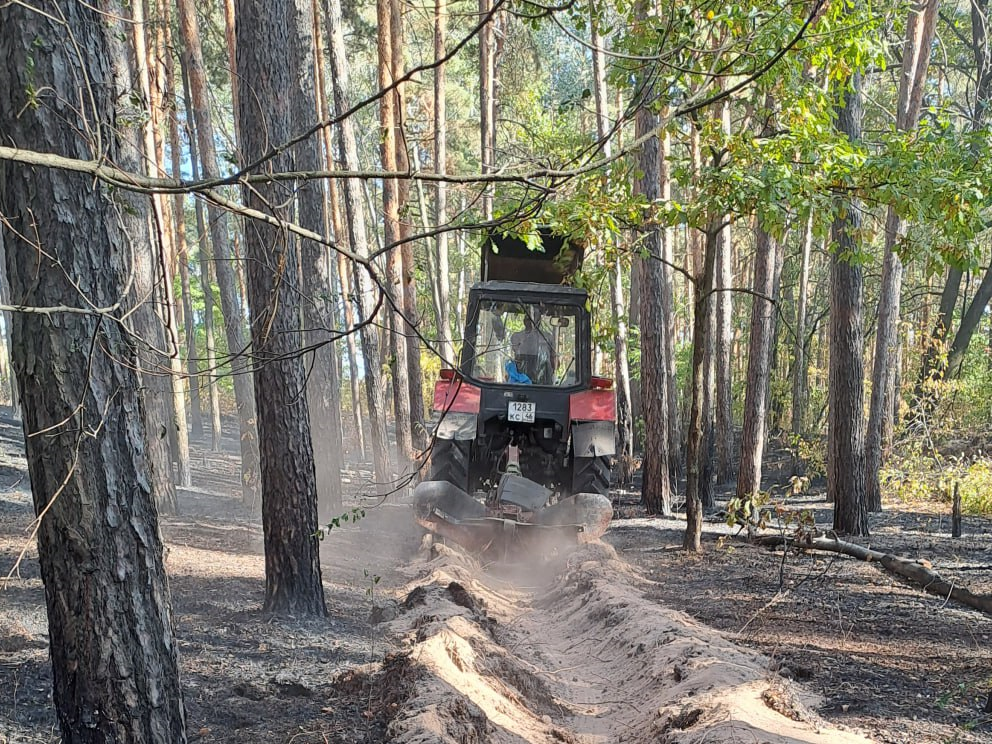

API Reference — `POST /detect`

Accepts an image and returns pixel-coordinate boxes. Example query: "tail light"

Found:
[439,368,458,381]
[590,376,614,390]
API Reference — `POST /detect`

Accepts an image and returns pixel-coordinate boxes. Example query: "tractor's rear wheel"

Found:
[571,455,612,497]
[429,438,472,492]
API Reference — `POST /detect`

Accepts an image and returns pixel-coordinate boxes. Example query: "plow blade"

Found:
[414,481,614,558]
[414,481,487,522]
[536,493,613,542]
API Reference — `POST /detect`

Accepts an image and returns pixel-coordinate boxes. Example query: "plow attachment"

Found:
[414,479,613,560]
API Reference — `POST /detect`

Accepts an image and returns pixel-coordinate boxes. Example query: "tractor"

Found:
[413,228,616,556]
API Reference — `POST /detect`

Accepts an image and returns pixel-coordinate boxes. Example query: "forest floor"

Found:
[1,411,991,743]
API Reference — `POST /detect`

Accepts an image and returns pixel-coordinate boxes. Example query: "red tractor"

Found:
[414,229,616,555]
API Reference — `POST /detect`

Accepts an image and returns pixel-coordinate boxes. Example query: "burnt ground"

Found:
[606,460,992,744]
[0,410,990,743]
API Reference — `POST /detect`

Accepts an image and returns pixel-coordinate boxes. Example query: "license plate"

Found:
[508,401,536,423]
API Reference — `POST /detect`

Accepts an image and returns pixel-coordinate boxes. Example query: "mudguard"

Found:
[571,420,616,457]
[435,411,478,441]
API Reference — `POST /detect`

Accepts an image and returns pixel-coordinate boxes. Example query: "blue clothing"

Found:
[505,361,532,384]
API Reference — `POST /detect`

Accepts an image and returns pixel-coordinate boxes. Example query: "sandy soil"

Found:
[1,413,991,743]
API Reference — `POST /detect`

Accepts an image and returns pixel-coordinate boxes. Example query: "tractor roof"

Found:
[470,280,588,300]
[481,227,585,284]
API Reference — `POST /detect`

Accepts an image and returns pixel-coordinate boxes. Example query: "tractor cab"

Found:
[460,283,591,390]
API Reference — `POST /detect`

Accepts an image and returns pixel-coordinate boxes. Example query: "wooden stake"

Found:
[951,481,962,538]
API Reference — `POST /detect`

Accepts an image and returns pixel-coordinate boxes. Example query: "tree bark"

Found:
[828,69,869,537]
[391,0,427,452]
[629,255,643,433]
[714,99,735,485]
[689,124,714,508]
[479,0,495,221]
[162,6,204,443]
[659,130,681,473]
[176,0,261,506]
[313,21,366,461]
[791,212,814,436]
[591,13,634,487]
[136,0,192,490]
[223,0,242,157]
[434,0,454,363]
[377,0,415,464]
[122,0,178,517]
[635,99,671,516]
[945,268,992,376]
[866,0,940,511]
[326,0,394,487]
[0,2,187,739]
[236,0,327,616]
[685,226,720,552]
[456,202,468,321]
[736,224,782,506]
[336,249,368,460]
[180,64,224,452]
[294,0,345,519]
[0,246,14,413]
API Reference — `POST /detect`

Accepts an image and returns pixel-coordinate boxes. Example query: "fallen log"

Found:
[756,534,992,616]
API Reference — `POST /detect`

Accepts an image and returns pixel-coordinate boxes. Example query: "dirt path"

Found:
[380,540,874,743]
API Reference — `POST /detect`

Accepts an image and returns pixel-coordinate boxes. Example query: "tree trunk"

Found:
[337,249,368,460]
[757,534,992,616]
[945,268,992,376]
[591,13,634,487]
[237,0,327,616]
[0,247,15,414]
[0,2,187,739]
[791,212,814,436]
[917,267,962,404]
[659,130,681,473]
[434,0,454,363]
[866,0,940,511]
[313,25,366,462]
[176,0,261,506]
[635,100,671,516]
[326,0,394,487]
[223,0,242,157]
[294,0,345,520]
[136,0,192,490]
[180,64,224,452]
[685,226,720,552]
[479,0,495,221]
[390,0,427,452]
[714,99,735,485]
[116,0,178,517]
[457,205,468,320]
[162,6,204,443]
[377,0,415,464]
[829,69,869,537]
[736,224,782,506]
[689,124,714,508]
[628,259,643,433]
[411,146,453,377]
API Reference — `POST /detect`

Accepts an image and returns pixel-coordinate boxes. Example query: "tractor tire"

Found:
[429,438,472,492]
[571,455,612,497]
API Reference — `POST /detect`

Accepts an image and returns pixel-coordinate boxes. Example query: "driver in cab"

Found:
[510,309,554,384]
